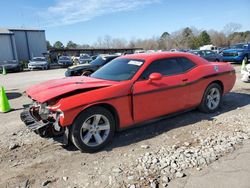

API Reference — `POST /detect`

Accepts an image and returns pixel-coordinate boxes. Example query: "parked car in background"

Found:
[21,52,236,152]
[65,54,119,77]
[71,56,80,64]
[91,55,99,61]
[0,60,23,72]
[58,56,73,67]
[28,57,49,70]
[170,49,189,52]
[190,50,223,62]
[79,54,92,64]
[222,43,250,63]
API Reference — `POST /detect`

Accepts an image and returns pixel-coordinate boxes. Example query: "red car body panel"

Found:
[25,52,236,129]
[26,76,118,103]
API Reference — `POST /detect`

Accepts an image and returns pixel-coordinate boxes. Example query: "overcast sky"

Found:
[0,0,250,45]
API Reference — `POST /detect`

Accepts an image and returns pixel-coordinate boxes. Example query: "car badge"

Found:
[214,65,219,72]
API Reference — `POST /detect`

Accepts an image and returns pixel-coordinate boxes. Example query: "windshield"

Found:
[59,56,70,60]
[32,57,45,61]
[91,58,145,81]
[90,56,107,66]
[80,55,90,59]
[230,44,245,49]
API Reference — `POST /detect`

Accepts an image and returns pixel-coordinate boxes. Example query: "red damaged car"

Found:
[21,52,236,152]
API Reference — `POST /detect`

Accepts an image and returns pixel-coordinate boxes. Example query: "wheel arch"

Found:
[76,103,120,131]
[208,80,224,93]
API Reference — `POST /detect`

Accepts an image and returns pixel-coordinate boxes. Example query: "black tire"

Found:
[82,70,92,76]
[70,106,115,152]
[198,83,222,113]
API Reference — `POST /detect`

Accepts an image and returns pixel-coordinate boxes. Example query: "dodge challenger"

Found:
[20,52,236,152]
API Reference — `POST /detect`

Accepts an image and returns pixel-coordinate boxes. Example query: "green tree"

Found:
[159,32,171,49]
[160,32,170,40]
[53,41,64,49]
[189,36,201,49]
[181,27,195,49]
[46,40,52,50]
[66,41,77,49]
[182,27,193,38]
[199,31,211,46]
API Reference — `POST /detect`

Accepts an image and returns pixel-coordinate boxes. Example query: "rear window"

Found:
[178,57,196,71]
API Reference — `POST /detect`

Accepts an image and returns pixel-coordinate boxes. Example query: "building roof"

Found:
[0,27,45,34]
[9,28,45,32]
[0,28,13,34]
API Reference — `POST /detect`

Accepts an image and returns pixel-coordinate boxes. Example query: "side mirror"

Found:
[148,73,163,83]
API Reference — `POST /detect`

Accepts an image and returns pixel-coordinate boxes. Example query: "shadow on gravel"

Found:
[55,92,250,152]
[107,92,250,151]
[6,92,22,100]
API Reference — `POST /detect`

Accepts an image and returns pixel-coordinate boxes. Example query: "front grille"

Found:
[223,52,238,57]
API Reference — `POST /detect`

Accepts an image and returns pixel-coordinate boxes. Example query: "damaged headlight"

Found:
[38,103,51,119]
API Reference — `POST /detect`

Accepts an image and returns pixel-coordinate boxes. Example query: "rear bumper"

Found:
[0,65,20,72]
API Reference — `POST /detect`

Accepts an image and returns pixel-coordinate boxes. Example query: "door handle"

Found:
[182,78,188,82]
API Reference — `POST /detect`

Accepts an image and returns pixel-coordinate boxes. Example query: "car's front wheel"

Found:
[70,106,115,152]
[199,83,222,113]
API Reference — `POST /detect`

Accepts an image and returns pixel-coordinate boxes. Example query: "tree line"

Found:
[47,23,250,50]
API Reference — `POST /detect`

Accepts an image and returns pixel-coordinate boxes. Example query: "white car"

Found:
[79,54,92,64]
[28,57,49,70]
[241,64,250,82]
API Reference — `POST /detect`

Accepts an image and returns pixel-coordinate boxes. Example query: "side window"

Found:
[178,57,196,71]
[205,50,215,55]
[200,51,205,56]
[140,58,183,80]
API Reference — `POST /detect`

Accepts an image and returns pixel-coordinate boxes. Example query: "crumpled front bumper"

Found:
[20,104,69,145]
[20,104,50,131]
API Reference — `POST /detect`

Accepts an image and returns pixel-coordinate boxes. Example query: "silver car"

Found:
[28,57,49,70]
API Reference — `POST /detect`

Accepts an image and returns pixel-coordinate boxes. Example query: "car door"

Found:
[204,50,217,61]
[132,57,189,123]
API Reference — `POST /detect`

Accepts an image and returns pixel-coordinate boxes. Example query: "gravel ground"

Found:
[0,65,249,188]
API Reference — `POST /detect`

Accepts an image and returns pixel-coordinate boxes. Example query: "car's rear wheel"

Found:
[70,106,115,152]
[199,83,222,113]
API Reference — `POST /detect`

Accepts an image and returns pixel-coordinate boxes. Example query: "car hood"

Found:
[223,49,244,53]
[26,76,117,103]
[68,64,93,70]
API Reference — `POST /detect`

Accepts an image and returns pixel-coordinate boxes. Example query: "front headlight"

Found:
[238,52,243,56]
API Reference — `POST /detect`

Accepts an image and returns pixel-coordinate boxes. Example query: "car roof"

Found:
[121,52,208,65]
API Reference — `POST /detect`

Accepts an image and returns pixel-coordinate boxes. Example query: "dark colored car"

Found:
[190,50,223,62]
[65,55,119,77]
[0,60,23,72]
[58,56,73,68]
